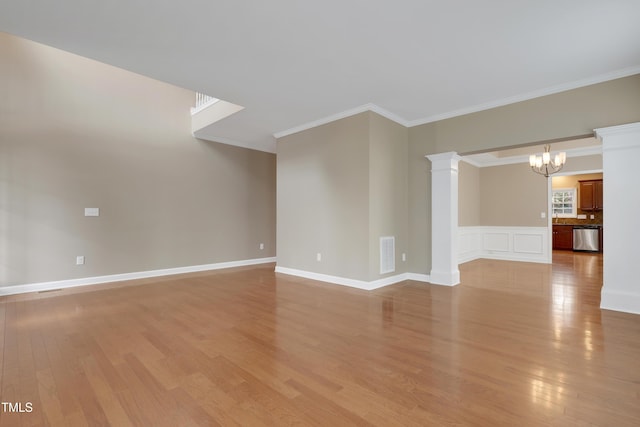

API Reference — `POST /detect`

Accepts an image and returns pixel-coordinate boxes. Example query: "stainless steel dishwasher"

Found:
[573,226,600,252]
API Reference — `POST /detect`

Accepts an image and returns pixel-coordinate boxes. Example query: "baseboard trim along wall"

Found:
[600,289,640,315]
[459,226,551,264]
[275,266,431,291]
[0,257,277,297]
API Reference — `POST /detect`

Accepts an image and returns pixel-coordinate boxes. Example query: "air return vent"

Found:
[380,236,395,274]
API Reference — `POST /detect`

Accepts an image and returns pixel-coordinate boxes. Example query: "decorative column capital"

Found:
[425,152,462,172]
[595,122,640,140]
[595,122,640,152]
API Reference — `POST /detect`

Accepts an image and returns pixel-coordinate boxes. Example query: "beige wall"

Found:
[459,156,604,229]
[368,113,409,278]
[277,112,409,281]
[407,124,436,274]
[410,75,640,155]
[277,113,371,280]
[458,161,481,226]
[479,163,548,227]
[0,33,276,288]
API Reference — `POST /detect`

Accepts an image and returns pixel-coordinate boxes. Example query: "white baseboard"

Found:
[600,289,640,315]
[0,257,277,297]
[275,266,431,291]
[406,273,431,283]
[429,269,460,286]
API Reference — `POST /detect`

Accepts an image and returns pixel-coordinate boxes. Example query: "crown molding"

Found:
[273,103,409,139]
[408,66,640,127]
[273,68,640,143]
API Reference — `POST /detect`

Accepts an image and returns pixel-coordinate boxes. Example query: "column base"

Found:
[429,269,460,286]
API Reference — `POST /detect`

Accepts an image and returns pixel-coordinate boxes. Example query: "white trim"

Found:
[273,103,409,139]
[409,65,640,127]
[595,122,640,140]
[406,273,431,282]
[0,257,277,297]
[601,289,640,315]
[274,266,431,291]
[429,270,461,287]
[270,69,640,145]
[273,65,640,143]
[459,226,551,264]
[368,104,411,127]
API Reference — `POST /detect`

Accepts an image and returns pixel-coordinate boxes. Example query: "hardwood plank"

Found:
[35,369,67,427]
[79,355,133,427]
[1,254,639,426]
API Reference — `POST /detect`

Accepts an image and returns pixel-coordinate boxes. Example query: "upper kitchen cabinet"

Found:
[579,179,603,211]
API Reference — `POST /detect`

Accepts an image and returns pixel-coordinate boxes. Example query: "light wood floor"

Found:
[1,251,639,426]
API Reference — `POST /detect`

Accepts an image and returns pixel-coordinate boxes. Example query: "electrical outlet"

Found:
[76,256,85,265]
[259,243,264,250]
[316,253,322,262]
[402,253,406,262]
[540,212,546,219]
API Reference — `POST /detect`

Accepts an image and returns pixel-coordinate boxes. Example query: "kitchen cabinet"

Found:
[599,227,603,252]
[552,225,573,250]
[579,179,603,211]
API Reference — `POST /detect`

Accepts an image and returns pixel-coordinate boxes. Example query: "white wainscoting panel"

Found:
[459,226,550,264]
[513,233,544,254]
[483,232,510,252]
[459,228,483,264]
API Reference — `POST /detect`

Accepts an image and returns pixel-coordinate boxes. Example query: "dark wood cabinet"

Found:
[579,179,603,211]
[599,227,603,252]
[552,225,574,250]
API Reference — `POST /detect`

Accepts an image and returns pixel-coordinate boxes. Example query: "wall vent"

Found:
[380,236,395,274]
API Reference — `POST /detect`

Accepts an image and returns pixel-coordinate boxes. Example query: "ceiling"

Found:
[2,1,640,152]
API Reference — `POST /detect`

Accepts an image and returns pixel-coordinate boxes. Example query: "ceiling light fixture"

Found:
[529,144,566,177]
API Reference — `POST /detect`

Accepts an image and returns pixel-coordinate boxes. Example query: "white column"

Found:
[426,152,461,286]
[595,122,640,315]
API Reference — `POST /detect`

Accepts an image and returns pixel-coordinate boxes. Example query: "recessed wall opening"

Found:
[458,135,603,267]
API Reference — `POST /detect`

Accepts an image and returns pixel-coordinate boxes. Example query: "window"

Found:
[552,188,577,218]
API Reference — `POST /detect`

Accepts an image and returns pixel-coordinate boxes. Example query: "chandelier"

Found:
[529,144,566,177]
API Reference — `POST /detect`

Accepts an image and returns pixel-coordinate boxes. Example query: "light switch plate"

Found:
[84,208,99,217]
